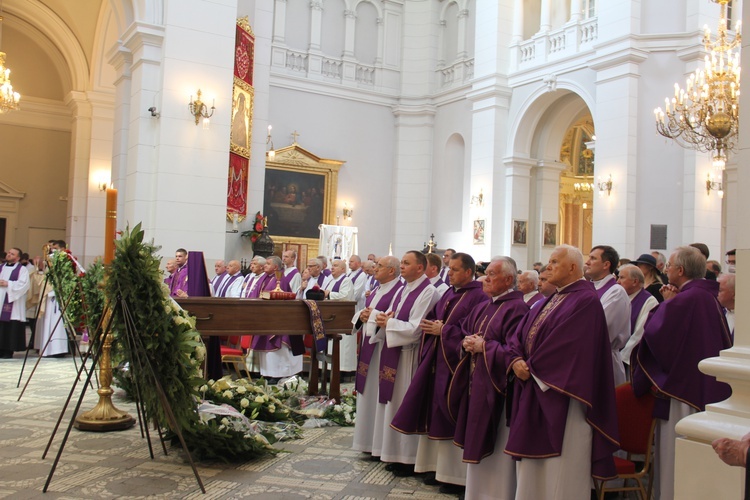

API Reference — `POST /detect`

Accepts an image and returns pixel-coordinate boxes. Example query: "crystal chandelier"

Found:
[0,4,20,114]
[654,0,740,169]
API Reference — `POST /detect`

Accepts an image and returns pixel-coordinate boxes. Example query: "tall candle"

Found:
[104,186,117,264]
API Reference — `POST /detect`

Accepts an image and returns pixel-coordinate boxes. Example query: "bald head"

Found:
[227,260,241,275]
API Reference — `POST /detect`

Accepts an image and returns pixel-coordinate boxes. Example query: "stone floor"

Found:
[0,353,457,499]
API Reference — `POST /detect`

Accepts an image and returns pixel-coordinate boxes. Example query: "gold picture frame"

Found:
[263,144,344,257]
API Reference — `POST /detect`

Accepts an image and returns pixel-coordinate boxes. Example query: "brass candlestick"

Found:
[75,307,135,431]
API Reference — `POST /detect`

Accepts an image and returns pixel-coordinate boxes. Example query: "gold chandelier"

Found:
[0,5,20,114]
[654,0,740,169]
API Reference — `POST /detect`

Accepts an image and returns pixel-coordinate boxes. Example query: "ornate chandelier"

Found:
[654,0,740,169]
[0,5,20,114]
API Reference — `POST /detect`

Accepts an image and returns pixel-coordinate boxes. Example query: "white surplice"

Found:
[621,290,659,367]
[325,275,356,371]
[593,274,631,386]
[35,284,68,356]
[466,415,515,499]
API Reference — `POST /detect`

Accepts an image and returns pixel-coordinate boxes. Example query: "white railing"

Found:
[322,58,342,80]
[285,50,308,73]
[438,59,474,88]
[356,64,375,85]
[549,29,566,54]
[519,41,535,64]
[514,17,598,71]
[581,18,598,44]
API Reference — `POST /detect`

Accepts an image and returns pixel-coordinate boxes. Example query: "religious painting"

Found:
[512,220,527,245]
[543,222,558,246]
[473,219,485,245]
[230,81,253,158]
[263,144,344,250]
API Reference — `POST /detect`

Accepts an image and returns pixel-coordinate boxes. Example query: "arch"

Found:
[91,3,121,91]
[432,133,466,231]
[350,0,384,20]
[106,0,135,35]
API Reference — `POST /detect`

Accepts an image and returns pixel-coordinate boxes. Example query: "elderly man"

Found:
[584,245,630,386]
[425,253,450,296]
[616,264,659,373]
[362,259,378,294]
[251,256,304,380]
[518,270,543,306]
[297,258,332,298]
[447,257,528,499]
[632,246,732,500]
[0,248,31,358]
[164,258,177,289]
[371,251,438,475]
[242,256,265,297]
[281,250,301,293]
[353,256,404,456]
[324,259,356,372]
[439,248,455,284]
[718,272,735,338]
[216,260,244,297]
[210,260,228,295]
[506,245,619,499]
[318,255,332,277]
[392,252,488,492]
[170,248,189,297]
[651,250,669,284]
[348,254,368,308]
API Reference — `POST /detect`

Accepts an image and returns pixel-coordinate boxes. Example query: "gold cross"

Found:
[291,130,300,143]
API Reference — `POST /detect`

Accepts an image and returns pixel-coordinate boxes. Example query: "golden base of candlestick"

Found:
[75,315,135,432]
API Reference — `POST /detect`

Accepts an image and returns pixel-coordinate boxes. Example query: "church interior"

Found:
[2,0,750,498]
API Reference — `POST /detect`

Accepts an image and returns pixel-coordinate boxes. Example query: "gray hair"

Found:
[671,246,706,280]
[379,256,401,277]
[652,251,667,268]
[317,255,329,266]
[619,264,645,285]
[496,257,518,288]
[252,256,267,266]
[266,256,282,270]
[719,272,736,290]
[520,270,539,287]
[557,244,584,273]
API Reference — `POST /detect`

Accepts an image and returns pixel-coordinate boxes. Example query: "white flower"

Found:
[199,385,208,393]
[254,396,264,404]
[236,386,246,394]
[268,404,276,413]
[240,398,250,408]
[344,413,352,423]
[221,417,229,426]
[223,390,234,399]
[334,405,343,412]
[194,345,206,362]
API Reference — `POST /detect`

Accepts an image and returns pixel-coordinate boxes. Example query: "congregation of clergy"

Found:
[0,241,736,500]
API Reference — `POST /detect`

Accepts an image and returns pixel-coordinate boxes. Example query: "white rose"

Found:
[199,385,208,393]
[241,398,250,408]
[236,386,246,394]
[221,417,229,426]
[255,396,264,404]
[268,404,276,413]
[223,390,234,399]
[334,405,342,412]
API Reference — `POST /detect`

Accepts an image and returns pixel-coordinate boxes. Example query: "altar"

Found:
[176,298,356,401]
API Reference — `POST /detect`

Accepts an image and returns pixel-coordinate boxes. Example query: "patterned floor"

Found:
[0,354,456,499]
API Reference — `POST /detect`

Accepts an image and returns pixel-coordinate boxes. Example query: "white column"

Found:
[503,159,533,269]
[456,9,469,60]
[511,0,523,44]
[673,4,750,499]
[539,0,551,33]
[341,9,357,82]
[64,92,93,260]
[569,0,582,23]
[307,0,324,76]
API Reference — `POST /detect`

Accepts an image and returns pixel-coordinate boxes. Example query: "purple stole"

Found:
[247,273,269,298]
[242,275,257,298]
[0,264,22,321]
[433,277,444,289]
[349,269,363,283]
[330,275,345,293]
[211,271,228,292]
[280,268,299,293]
[595,275,617,299]
[322,268,332,277]
[170,265,188,297]
[525,291,544,307]
[217,273,242,297]
[629,289,652,335]
[354,282,403,394]
[378,278,431,403]
[316,273,326,287]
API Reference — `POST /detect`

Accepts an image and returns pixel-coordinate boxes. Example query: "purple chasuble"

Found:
[632,279,732,419]
[280,268,299,292]
[448,291,528,463]
[505,279,620,480]
[378,278,432,404]
[164,273,173,289]
[170,265,188,297]
[595,275,617,299]
[354,282,403,394]
[525,291,544,307]
[629,288,652,335]
[0,264,22,321]
[391,281,489,439]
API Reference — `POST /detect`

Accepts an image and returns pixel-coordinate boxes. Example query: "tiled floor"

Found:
[0,354,455,499]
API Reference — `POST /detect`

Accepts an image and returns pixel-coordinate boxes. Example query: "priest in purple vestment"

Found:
[164,258,176,289]
[505,245,619,499]
[170,248,189,297]
[448,257,528,500]
[391,252,488,492]
[632,246,732,500]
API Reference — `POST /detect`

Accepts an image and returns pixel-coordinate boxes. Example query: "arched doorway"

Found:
[558,116,595,251]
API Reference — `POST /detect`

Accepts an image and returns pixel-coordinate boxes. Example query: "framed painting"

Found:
[263,144,344,251]
[512,220,527,245]
[473,219,485,245]
[543,222,557,246]
[230,79,254,159]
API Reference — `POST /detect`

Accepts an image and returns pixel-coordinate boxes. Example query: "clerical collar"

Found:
[4,263,15,268]
[492,289,512,302]
[591,273,615,289]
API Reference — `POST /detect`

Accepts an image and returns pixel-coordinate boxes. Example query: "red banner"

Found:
[227,153,249,215]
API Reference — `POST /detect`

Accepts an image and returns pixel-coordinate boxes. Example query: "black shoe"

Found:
[390,463,416,477]
[439,483,465,495]
[423,472,439,485]
[368,455,381,462]
[384,462,398,472]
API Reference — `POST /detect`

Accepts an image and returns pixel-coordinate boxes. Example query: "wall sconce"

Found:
[574,181,594,192]
[188,89,214,128]
[343,203,353,221]
[470,189,484,207]
[597,174,613,197]
[266,125,275,159]
[706,173,724,198]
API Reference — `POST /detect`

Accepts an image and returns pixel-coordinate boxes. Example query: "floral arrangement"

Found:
[46,250,105,336]
[240,211,265,243]
[322,389,356,426]
[201,376,299,423]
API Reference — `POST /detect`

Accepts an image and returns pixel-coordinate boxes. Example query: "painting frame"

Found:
[473,219,485,245]
[512,219,527,245]
[263,144,345,254]
[543,222,558,247]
